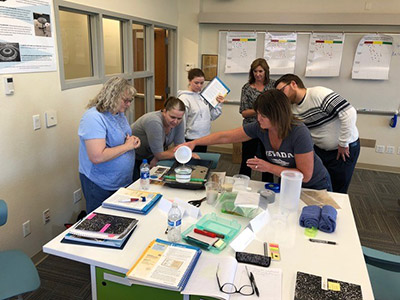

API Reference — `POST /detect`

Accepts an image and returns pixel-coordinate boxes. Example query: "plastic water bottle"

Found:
[140,159,150,190]
[167,202,182,242]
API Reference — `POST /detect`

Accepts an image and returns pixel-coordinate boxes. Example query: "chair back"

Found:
[362,246,400,299]
[0,199,7,226]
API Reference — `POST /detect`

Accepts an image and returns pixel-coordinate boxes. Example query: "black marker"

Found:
[309,238,336,245]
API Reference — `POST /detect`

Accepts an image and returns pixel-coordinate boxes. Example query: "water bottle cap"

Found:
[143,159,148,164]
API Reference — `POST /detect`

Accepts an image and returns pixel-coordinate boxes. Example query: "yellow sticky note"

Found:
[328,281,341,291]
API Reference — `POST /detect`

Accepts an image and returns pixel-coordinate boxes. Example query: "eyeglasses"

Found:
[122,97,133,104]
[216,264,254,296]
[278,82,290,92]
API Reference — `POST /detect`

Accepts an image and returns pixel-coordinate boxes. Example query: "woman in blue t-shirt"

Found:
[181,89,331,190]
[78,76,141,213]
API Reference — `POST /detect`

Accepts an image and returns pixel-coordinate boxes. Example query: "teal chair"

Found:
[0,200,41,300]
[362,246,400,300]
[157,152,221,169]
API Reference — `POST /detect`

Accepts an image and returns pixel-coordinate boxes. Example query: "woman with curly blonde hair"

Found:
[78,76,141,213]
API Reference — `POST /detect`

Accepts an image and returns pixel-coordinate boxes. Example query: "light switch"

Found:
[45,110,57,127]
[33,114,41,130]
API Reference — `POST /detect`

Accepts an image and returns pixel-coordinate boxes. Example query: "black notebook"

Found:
[69,212,138,240]
[294,271,363,300]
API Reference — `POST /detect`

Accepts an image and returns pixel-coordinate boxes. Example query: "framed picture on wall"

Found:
[201,54,218,81]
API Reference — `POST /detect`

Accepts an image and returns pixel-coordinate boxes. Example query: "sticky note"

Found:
[328,281,341,291]
[269,242,280,261]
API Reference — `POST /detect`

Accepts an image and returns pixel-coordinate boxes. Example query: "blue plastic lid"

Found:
[143,159,148,163]
[265,182,280,193]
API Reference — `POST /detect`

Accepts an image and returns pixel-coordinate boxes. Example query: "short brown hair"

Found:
[274,74,305,89]
[249,58,270,85]
[253,89,295,139]
[164,96,185,112]
[188,68,205,81]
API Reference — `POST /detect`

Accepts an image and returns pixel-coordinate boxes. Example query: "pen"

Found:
[251,272,260,297]
[245,266,259,297]
[309,238,336,245]
[263,242,268,256]
[118,198,139,203]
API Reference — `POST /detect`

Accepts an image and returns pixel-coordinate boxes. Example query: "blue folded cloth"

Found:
[319,205,337,233]
[299,205,321,228]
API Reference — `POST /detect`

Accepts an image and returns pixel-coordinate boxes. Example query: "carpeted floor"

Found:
[20,154,400,299]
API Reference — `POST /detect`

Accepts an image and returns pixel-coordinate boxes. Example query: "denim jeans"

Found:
[79,173,116,213]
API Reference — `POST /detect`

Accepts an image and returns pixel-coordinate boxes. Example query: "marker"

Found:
[203,230,225,239]
[118,198,139,203]
[309,238,336,245]
[194,228,216,238]
[263,242,268,256]
[164,175,206,182]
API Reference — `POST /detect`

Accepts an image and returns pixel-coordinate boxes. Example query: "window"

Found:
[55,1,177,122]
[103,17,123,75]
[132,23,145,72]
[59,10,92,80]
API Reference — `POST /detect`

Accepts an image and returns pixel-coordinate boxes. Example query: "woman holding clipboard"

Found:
[240,58,275,182]
[177,68,226,152]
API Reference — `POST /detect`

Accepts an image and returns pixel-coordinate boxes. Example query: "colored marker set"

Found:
[181,213,241,254]
[184,228,226,251]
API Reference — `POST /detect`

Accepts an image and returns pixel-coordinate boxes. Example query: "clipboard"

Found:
[200,76,230,108]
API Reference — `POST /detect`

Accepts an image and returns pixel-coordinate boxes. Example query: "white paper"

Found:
[173,197,200,219]
[305,33,345,77]
[157,197,186,217]
[0,0,57,74]
[264,32,297,75]
[234,191,260,208]
[231,265,282,300]
[225,32,257,73]
[352,34,393,80]
[230,227,255,252]
[200,76,230,107]
[250,210,270,234]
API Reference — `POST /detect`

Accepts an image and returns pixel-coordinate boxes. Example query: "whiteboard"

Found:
[201,24,400,113]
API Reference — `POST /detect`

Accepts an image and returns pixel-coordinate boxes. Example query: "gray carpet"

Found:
[21,154,400,299]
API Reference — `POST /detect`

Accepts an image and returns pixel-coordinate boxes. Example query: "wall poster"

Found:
[0,0,56,74]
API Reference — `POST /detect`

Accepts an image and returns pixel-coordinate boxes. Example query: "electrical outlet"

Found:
[43,209,50,224]
[73,188,82,204]
[386,146,395,154]
[22,220,31,237]
[375,145,385,153]
[33,115,41,130]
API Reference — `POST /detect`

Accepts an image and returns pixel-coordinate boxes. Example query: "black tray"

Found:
[163,158,213,190]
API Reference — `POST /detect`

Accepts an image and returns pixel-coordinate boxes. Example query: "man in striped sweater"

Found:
[275,74,360,193]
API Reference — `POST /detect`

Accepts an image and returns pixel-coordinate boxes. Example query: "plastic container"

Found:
[221,177,234,192]
[175,146,192,164]
[279,170,303,213]
[167,202,182,242]
[259,189,275,204]
[232,174,250,191]
[182,213,241,253]
[205,182,219,205]
[174,165,192,183]
[140,159,150,190]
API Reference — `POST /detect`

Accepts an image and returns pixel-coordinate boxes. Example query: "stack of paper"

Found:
[63,212,138,249]
[102,188,162,214]
[126,239,201,291]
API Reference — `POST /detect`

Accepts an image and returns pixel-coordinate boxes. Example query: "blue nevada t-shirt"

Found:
[243,121,328,189]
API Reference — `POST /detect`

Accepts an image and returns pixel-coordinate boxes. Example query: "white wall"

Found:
[0,0,179,257]
[196,0,400,169]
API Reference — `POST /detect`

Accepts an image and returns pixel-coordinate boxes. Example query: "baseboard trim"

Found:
[32,250,48,266]
[208,146,400,174]
[355,163,400,174]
